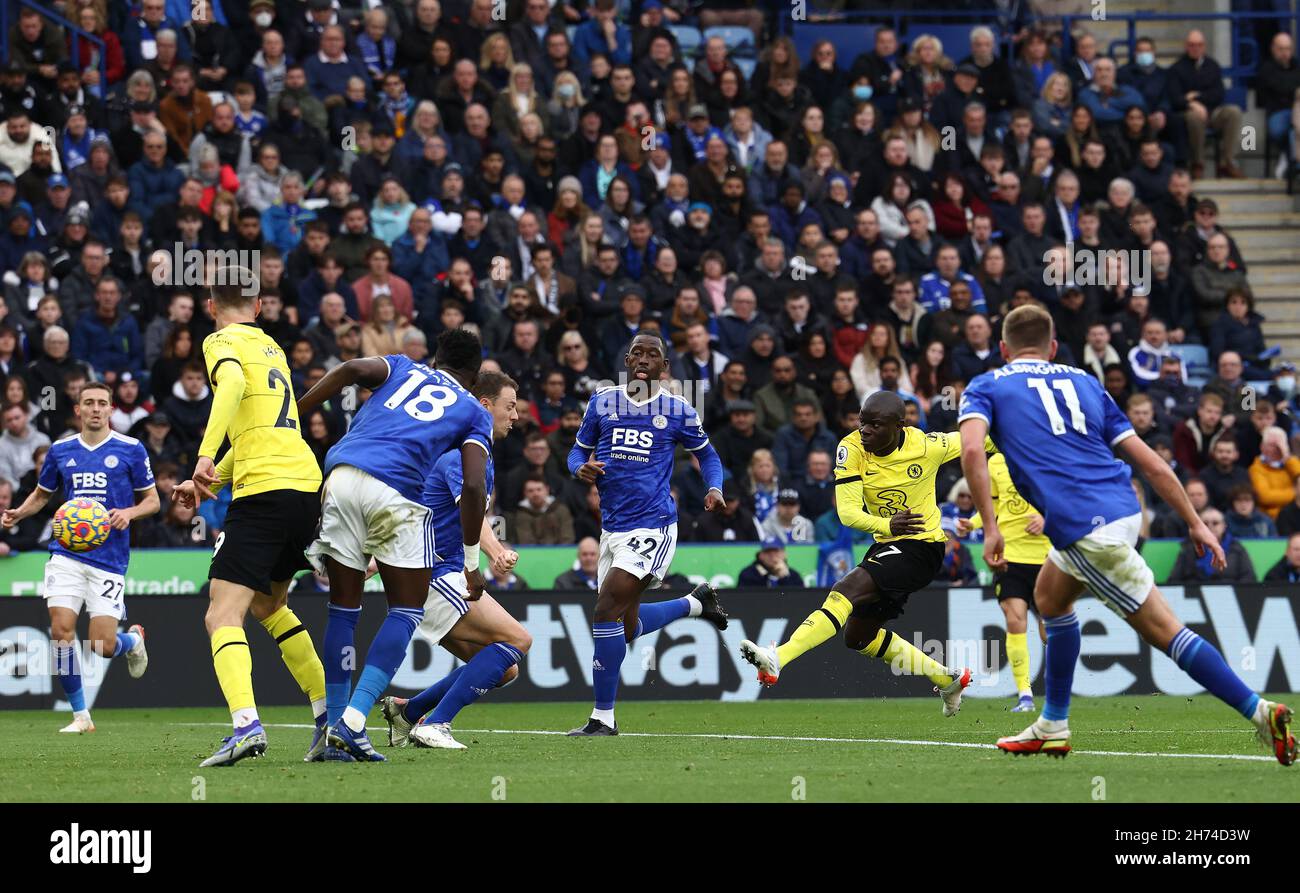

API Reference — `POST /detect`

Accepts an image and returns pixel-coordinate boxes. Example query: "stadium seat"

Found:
[734,56,757,80]
[669,24,703,60]
[791,23,877,68]
[703,25,756,58]
[1170,344,1211,387]
[904,23,975,59]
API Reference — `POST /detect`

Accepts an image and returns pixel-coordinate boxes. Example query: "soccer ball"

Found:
[52,498,112,552]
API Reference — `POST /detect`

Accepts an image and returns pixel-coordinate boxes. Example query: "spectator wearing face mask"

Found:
[1249,426,1300,518]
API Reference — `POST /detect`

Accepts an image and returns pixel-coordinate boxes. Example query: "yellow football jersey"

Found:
[834,426,963,544]
[198,323,322,499]
[966,451,1051,565]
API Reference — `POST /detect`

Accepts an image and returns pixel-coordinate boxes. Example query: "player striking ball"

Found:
[739,391,973,713]
[565,332,729,736]
[381,371,532,750]
[959,304,1295,763]
[179,275,328,767]
[2,382,157,733]
[958,448,1049,712]
[298,328,491,762]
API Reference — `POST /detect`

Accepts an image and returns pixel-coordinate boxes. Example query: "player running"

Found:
[959,304,1295,764]
[178,276,328,767]
[740,392,974,712]
[380,371,532,750]
[958,448,1048,712]
[2,382,157,733]
[565,332,729,736]
[298,328,491,762]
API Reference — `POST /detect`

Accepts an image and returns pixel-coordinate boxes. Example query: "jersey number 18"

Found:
[384,370,459,421]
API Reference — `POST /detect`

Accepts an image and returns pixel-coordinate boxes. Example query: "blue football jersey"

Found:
[38,432,155,574]
[574,386,711,533]
[422,447,496,576]
[958,358,1139,547]
[324,355,493,503]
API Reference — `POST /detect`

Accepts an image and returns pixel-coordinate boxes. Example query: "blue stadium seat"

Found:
[734,56,757,80]
[1170,344,1211,387]
[904,23,975,60]
[791,23,877,68]
[704,25,757,58]
[669,24,703,60]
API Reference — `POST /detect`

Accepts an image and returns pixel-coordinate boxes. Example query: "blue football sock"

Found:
[347,607,423,721]
[592,621,626,711]
[111,631,140,657]
[405,666,466,723]
[1168,627,1260,718]
[429,643,523,725]
[632,597,690,638]
[324,604,361,726]
[54,643,86,713]
[1042,612,1081,722]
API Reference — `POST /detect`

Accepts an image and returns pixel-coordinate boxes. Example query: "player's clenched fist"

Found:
[491,549,519,576]
[703,487,724,513]
[575,460,605,484]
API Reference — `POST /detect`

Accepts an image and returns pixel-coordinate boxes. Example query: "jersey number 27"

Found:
[384,370,459,421]
[1027,377,1086,436]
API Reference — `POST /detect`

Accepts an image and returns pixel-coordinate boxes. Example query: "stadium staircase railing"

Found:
[0,0,107,96]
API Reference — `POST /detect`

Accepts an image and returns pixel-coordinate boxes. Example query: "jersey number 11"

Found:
[1027,377,1086,436]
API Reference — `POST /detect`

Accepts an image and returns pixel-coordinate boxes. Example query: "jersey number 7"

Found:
[1027,378,1087,436]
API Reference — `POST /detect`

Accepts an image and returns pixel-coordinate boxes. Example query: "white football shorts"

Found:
[598,523,677,589]
[419,570,471,645]
[307,465,434,573]
[44,553,126,619]
[1047,512,1155,617]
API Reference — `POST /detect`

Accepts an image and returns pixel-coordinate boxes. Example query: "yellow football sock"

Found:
[860,628,954,688]
[1006,632,1031,695]
[260,605,327,708]
[211,626,255,714]
[776,591,853,668]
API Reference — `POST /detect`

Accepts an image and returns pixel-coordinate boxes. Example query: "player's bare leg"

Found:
[998,561,1079,756]
[1000,598,1035,712]
[1126,587,1295,766]
[200,579,268,766]
[400,595,532,750]
[251,581,328,762]
[327,562,429,763]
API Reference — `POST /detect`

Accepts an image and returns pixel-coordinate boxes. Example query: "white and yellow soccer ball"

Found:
[52,498,112,552]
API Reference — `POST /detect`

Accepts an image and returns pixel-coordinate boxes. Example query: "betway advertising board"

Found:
[1,585,1296,712]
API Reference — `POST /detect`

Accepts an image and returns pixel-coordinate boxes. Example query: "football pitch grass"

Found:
[4,695,1297,803]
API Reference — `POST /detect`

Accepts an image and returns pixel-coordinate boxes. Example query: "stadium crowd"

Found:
[2,0,1300,587]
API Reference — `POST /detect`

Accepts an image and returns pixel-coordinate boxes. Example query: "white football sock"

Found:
[685,594,703,617]
[342,706,367,732]
[590,707,615,727]
[232,707,259,729]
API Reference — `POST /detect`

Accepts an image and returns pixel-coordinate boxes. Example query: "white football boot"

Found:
[59,713,95,734]
[125,624,148,678]
[410,721,467,750]
[739,640,781,687]
[938,667,973,717]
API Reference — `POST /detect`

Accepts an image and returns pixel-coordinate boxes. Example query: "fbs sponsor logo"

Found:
[49,823,151,874]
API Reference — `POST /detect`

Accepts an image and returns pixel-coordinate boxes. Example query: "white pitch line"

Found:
[172,722,1275,762]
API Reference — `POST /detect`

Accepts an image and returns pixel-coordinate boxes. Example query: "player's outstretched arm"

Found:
[0,485,52,529]
[459,442,490,599]
[1117,434,1227,569]
[958,417,1005,571]
[297,356,390,417]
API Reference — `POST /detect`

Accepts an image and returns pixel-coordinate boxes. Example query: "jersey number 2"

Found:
[1027,378,1086,436]
[267,369,297,430]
